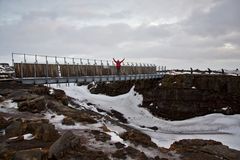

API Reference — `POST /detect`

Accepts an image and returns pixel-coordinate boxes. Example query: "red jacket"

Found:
[113,58,125,69]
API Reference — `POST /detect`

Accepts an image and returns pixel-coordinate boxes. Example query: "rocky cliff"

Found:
[90,74,240,120]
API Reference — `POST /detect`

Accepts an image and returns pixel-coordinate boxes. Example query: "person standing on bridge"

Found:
[113,58,125,75]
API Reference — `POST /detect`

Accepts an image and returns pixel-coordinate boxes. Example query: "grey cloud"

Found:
[183,0,240,37]
[0,0,239,69]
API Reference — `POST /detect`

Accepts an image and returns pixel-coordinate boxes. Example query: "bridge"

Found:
[12,53,166,84]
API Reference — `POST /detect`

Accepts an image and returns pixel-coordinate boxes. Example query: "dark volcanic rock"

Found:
[110,109,128,123]
[5,118,60,142]
[112,146,148,160]
[48,131,81,159]
[18,96,46,113]
[62,117,75,125]
[90,75,240,120]
[49,130,110,160]
[0,116,9,129]
[170,139,240,160]
[1,119,58,160]
[120,129,157,148]
[91,130,111,142]
[13,148,47,160]
[114,142,125,149]
[47,100,97,124]
[5,119,26,138]
[52,88,68,105]
[33,122,60,142]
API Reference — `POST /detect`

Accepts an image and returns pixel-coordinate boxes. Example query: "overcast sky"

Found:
[0,0,239,69]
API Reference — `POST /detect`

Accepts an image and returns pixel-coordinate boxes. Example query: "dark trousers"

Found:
[116,68,120,75]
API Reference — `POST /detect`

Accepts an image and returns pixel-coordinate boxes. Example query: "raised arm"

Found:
[120,58,125,63]
[113,58,117,63]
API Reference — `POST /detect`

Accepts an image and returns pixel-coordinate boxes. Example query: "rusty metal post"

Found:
[34,55,37,79]
[46,56,48,84]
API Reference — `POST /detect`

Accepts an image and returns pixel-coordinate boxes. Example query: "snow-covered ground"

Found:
[167,69,240,76]
[53,84,240,150]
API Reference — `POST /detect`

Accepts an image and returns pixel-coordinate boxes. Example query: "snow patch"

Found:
[23,133,34,140]
[0,129,5,136]
[105,123,126,134]
[54,85,240,150]
[0,100,18,109]
[9,136,18,140]
[49,89,54,95]
[0,99,18,113]
[106,132,125,144]
[221,107,229,111]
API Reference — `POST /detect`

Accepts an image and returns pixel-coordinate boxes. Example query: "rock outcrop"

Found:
[18,96,46,113]
[170,139,240,160]
[90,75,240,120]
[13,148,47,160]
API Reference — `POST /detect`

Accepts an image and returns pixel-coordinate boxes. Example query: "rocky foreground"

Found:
[0,79,240,160]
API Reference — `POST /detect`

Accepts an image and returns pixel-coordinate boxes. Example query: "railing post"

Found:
[79,58,83,76]
[34,55,37,82]
[87,59,90,76]
[46,56,48,84]
[100,60,103,76]
[12,53,16,78]
[72,58,75,78]
[21,61,23,80]
[94,59,97,76]
[24,54,26,63]
[11,53,14,67]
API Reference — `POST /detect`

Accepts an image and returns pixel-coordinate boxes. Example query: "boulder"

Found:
[110,109,128,123]
[120,129,157,148]
[13,148,47,160]
[114,142,125,149]
[0,116,9,129]
[170,139,240,160]
[48,131,81,159]
[18,96,46,113]
[69,112,97,124]
[52,89,68,105]
[5,119,26,138]
[112,146,147,160]
[34,122,60,142]
[49,130,110,160]
[0,146,15,160]
[91,130,111,142]
[62,117,75,126]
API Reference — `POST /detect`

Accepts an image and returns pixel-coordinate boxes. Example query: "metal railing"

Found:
[12,53,166,84]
